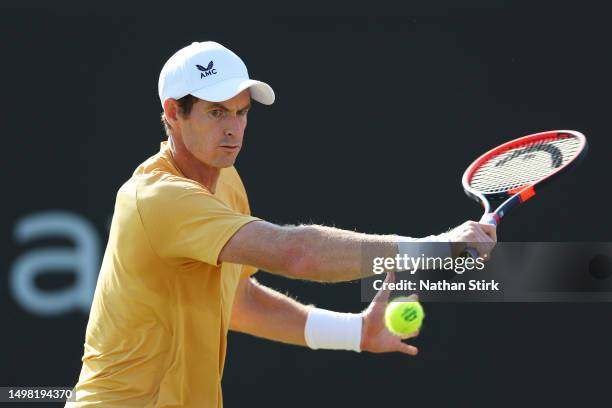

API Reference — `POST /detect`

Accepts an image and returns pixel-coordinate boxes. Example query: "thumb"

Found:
[478,223,497,242]
[372,271,395,304]
[478,214,498,241]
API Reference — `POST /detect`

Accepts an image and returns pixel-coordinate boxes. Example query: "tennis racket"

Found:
[462,130,588,258]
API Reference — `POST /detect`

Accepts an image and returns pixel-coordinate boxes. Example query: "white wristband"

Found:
[304,307,362,352]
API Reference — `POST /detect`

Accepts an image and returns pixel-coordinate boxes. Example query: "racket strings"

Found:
[469,136,582,194]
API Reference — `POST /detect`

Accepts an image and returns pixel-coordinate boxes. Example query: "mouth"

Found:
[219,144,240,152]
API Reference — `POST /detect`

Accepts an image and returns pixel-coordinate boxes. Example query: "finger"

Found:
[464,228,488,258]
[396,342,418,356]
[400,329,420,340]
[477,223,497,242]
[465,221,491,240]
[473,227,496,257]
[472,223,493,242]
[476,242,491,259]
[372,271,395,304]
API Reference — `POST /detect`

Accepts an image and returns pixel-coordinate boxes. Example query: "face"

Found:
[172,90,251,169]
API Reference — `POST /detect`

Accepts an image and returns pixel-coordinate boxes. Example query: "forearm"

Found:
[284,224,405,282]
[230,277,363,351]
[230,277,310,346]
[222,221,400,282]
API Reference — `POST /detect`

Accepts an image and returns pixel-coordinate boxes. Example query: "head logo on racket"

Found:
[461,130,588,257]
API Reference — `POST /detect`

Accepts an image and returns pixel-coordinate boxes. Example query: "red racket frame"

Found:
[462,130,588,226]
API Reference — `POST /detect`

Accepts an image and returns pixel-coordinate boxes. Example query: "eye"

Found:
[209,109,224,119]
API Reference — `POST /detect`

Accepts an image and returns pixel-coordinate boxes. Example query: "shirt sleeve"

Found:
[225,171,260,279]
[137,178,260,266]
[240,264,258,279]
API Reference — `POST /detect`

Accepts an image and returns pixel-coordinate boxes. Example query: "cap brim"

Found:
[190,78,275,105]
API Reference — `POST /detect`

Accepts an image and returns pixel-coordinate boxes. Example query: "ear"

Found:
[163,98,180,127]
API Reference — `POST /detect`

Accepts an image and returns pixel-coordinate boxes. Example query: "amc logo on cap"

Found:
[196,61,217,78]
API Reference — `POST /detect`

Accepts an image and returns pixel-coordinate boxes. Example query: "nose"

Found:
[224,115,243,138]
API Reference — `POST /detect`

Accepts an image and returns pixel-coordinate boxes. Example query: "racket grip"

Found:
[462,247,479,258]
[461,248,478,259]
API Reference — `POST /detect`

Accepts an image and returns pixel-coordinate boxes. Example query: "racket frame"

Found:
[462,130,588,226]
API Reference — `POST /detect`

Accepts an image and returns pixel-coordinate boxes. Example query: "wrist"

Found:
[359,313,370,352]
[304,307,362,352]
[396,234,453,269]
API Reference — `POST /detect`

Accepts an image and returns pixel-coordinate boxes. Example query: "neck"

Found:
[168,135,220,194]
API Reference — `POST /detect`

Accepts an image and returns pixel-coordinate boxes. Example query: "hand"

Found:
[360,272,419,356]
[445,220,497,259]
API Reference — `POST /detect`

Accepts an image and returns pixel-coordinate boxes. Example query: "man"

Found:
[69,41,496,407]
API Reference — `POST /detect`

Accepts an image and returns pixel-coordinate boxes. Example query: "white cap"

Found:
[158,41,275,106]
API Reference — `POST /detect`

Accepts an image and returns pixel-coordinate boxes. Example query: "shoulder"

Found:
[134,172,217,214]
[219,166,246,193]
[217,166,251,215]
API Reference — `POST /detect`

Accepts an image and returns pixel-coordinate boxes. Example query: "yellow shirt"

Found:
[70,142,259,407]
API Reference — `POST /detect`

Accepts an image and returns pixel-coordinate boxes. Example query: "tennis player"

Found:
[68,41,496,407]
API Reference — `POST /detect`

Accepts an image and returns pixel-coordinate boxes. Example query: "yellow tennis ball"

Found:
[384,298,424,336]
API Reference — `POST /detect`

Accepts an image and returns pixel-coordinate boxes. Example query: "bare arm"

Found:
[230,274,420,356]
[230,276,309,346]
[219,220,496,283]
[219,221,398,282]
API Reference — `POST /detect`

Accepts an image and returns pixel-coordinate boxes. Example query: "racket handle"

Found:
[462,213,498,258]
[480,213,499,226]
[463,247,479,258]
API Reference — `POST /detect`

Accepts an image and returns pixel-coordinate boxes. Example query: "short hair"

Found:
[160,94,199,136]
